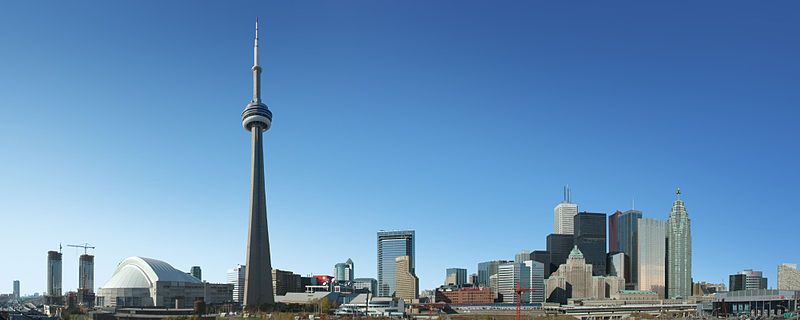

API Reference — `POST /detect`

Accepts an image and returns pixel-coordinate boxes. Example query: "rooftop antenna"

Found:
[632,198,635,210]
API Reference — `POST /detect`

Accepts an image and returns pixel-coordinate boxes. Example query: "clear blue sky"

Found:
[1,1,798,295]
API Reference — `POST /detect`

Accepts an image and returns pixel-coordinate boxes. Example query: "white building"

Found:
[227,264,246,303]
[497,261,544,304]
[97,257,232,308]
[554,186,578,235]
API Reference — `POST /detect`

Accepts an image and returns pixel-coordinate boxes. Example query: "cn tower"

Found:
[242,19,275,307]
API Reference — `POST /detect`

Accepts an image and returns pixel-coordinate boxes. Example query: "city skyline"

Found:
[2,1,799,295]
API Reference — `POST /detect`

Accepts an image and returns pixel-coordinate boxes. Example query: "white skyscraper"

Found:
[227,264,246,303]
[554,186,579,234]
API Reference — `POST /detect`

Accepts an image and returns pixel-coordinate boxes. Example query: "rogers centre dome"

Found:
[97,257,232,308]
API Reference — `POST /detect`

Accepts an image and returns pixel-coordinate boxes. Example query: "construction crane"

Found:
[67,243,96,292]
[67,243,95,255]
[515,284,535,320]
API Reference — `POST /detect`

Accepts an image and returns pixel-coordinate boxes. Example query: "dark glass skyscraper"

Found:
[530,250,554,277]
[547,233,574,270]
[617,209,642,288]
[377,230,415,297]
[574,212,607,276]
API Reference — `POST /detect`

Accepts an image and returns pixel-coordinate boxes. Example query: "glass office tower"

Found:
[574,212,607,276]
[618,209,642,288]
[377,230,415,297]
[637,218,667,298]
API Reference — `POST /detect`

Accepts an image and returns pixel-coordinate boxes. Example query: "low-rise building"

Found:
[610,290,659,302]
[435,287,493,305]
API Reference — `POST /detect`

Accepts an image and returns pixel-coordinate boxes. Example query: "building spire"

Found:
[252,18,262,104]
[676,187,681,200]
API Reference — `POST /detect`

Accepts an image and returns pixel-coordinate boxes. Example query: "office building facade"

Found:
[395,256,418,301]
[227,265,246,303]
[545,246,594,304]
[547,233,575,271]
[607,252,628,283]
[574,212,607,276]
[272,269,303,296]
[377,230,415,297]
[497,262,528,303]
[530,250,554,277]
[637,218,667,298]
[608,211,620,252]
[445,268,467,287]
[617,209,642,289]
[477,260,510,288]
[730,269,768,291]
[667,188,692,299]
[334,258,354,282]
[435,287,493,305]
[778,263,800,290]
[554,186,578,234]
[352,278,377,294]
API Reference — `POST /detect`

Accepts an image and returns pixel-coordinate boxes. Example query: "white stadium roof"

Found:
[101,256,201,289]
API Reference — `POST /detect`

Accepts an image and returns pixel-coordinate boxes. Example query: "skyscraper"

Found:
[574,212,607,276]
[608,211,620,252]
[637,218,667,298]
[78,254,94,292]
[377,230,415,297]
[547,233,575,270]
[530,251,554,277]
[395,256,418,301]
[445,268,467,286]
[46,250,62,301]
[497,262,531,304]
[779,263,800,290]
[515,250,532,263]
[617,209,642,289]
[607,252,628,281]
[554,186,578,234]
[667,188,692,299]
[242,20,275,307]
[13,280,20,299]
[334,258,354,282]
[227,265,246,303]
[477,260,510,288]
[545,246,593,303]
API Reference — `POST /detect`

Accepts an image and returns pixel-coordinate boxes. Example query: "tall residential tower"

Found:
[667,188,692,299]
[242,20,275,307]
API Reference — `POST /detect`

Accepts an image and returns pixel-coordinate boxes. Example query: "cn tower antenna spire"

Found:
[252,18,262,104]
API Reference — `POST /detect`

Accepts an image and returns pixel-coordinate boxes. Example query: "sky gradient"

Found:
[1,1,799,295]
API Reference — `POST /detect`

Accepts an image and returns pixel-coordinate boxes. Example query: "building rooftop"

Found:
[101,257,201,289]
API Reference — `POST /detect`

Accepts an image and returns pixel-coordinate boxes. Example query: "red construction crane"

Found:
[515,284,535,320]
